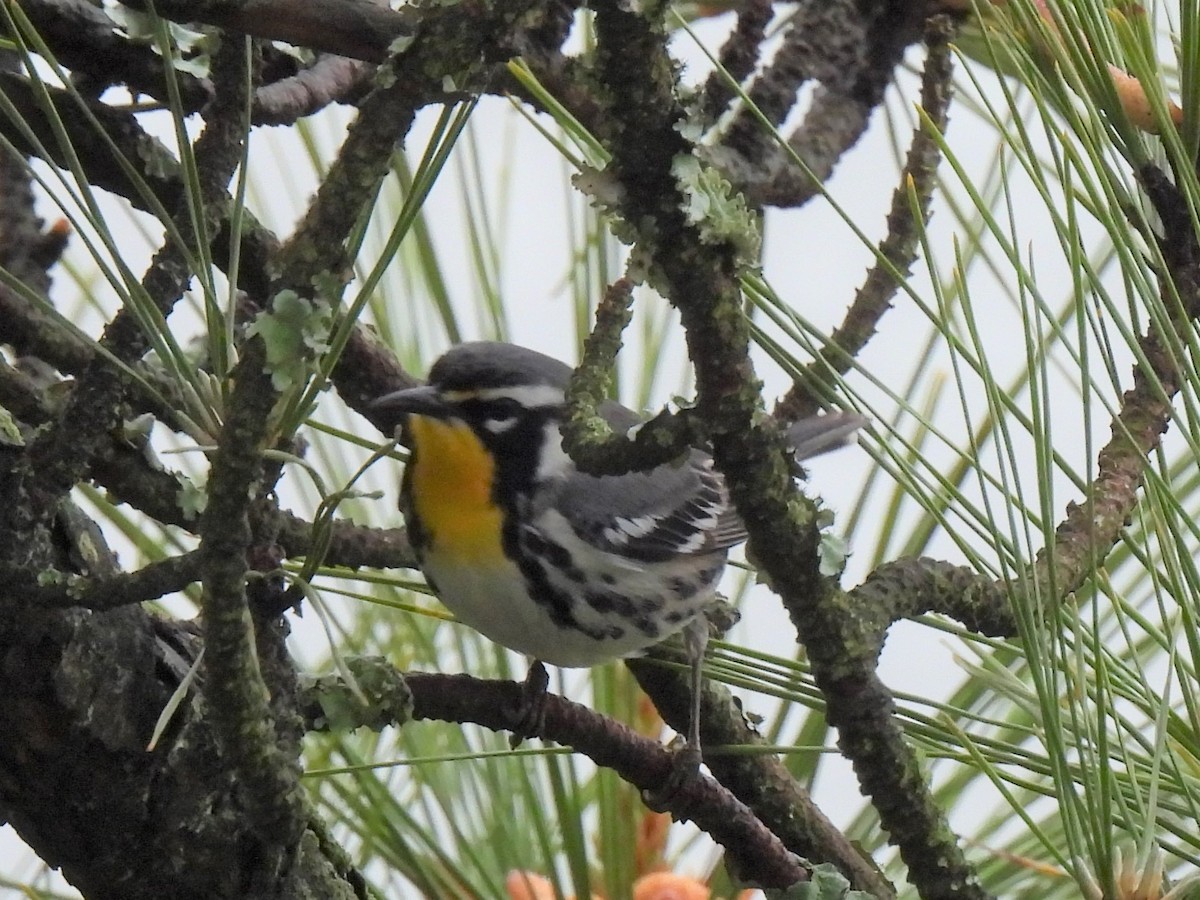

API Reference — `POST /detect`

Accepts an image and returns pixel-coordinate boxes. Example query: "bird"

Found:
[370,341,864,779]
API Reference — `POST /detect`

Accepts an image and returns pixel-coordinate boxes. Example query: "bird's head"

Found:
[371,342,574,486]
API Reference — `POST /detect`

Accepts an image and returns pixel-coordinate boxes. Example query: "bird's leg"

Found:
[643,617,708,810]
[677,615,708,775]
[509,659,550,749]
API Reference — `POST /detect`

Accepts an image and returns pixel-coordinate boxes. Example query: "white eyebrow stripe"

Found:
[473,384,565,407]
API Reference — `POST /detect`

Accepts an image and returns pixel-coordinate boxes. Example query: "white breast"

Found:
[421,548,714,668]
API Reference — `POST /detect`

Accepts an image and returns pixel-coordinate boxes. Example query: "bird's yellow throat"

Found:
[406,414,506,563]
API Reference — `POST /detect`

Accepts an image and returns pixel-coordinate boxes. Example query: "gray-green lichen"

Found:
[671,153,760,262]
[764,862,880,899]
[301,656,412,732]
[246,290,333,392]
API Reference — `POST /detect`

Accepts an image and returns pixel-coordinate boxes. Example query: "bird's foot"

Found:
[509,660,550,749]
[641,737,704,814]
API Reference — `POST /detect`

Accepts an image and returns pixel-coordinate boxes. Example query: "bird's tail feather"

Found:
[786,412,868,461]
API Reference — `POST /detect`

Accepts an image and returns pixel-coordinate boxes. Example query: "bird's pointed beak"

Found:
[369,385,451,428]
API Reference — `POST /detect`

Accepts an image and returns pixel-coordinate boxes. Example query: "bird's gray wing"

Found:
[546,405,865,561]
[550,453,746,561]
[544,399,744,560]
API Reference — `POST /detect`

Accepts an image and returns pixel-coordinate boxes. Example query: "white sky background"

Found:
[1,8,1143,894]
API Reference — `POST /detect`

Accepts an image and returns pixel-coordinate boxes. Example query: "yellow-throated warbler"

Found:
[372,342,863,766]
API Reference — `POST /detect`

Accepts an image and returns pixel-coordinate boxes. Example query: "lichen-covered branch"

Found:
[719,0,929,209]
[300,660,812,891]
[697,0,774,127]
[15,0,213,108]
[118,0,418,65]
[0,36,253,570]
[1029,165,1193,600]
[200,343,309,849]
[626,652,896,899]
[589,3,986,896]
[189,41,310,858]
[562,276,708,474]
[779,12,959,421]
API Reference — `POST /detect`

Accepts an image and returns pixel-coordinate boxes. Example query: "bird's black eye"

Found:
[450,395,524,434]
[446,395,520,420]
[478,397,524,434]
[486,397,523,418]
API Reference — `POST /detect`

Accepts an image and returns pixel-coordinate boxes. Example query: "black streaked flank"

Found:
[522,530,588,584]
